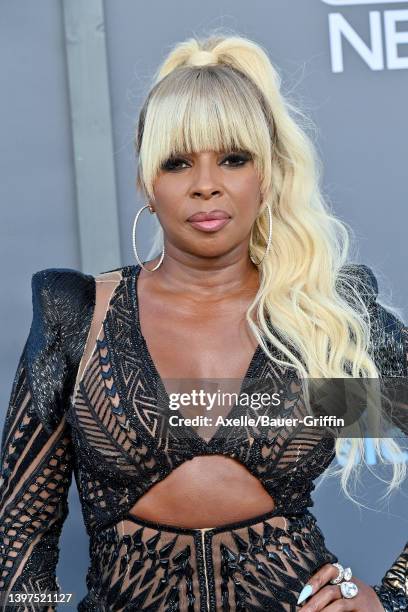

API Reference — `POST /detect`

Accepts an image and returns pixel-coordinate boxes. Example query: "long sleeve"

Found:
[0,270,80,612]
[0,347,73,612]
[371,324,408,612]
[357,267,408,611]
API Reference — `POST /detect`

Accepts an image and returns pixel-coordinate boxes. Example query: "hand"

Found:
[298,563,384,611]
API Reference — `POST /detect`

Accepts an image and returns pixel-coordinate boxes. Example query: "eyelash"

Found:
[160,152,252,171]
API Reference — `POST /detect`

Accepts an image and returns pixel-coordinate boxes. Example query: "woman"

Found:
[0,33,407,612]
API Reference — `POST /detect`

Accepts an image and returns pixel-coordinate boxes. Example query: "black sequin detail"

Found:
[0,263,407,610]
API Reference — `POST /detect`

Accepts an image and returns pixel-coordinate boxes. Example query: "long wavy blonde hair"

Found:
[134,31,406,505]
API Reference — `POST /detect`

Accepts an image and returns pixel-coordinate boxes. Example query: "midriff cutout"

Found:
[128,455,276,528]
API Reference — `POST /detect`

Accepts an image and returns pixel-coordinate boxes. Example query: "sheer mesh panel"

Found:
[0,350,73,611]
[2,264,407,611]
[78,511,338,611]
[69,265,408,610]
[73,271,122,399]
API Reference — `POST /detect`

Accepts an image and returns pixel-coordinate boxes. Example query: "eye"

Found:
[222,151,253,166]
[160,157,190,171]
[160,151,253,172]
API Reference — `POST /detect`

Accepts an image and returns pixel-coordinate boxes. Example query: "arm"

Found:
[372,555,408,612]
[362,269,408,611]
[298,267,408,611]
[0,272,75,611]
[371,322,408,611]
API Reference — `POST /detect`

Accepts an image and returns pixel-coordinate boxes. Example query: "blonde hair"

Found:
[134,32,406,506]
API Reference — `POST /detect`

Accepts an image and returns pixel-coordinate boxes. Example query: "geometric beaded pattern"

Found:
[77,512,339,611]
[1,264,407,610]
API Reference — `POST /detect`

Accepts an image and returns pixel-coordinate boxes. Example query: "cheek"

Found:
[230,175,261,215]
[152,180,170,204]
[229,166,260,195]
[152,180,184,219]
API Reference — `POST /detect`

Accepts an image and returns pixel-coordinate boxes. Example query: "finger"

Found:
[300,584,343,612]
[321,600,354,611]
[297,563,345,606]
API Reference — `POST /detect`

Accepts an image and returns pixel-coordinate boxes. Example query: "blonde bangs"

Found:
[138,66,273,201]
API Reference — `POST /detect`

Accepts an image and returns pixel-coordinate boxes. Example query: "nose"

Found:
[190,159,223,200]
[192,187,222,200]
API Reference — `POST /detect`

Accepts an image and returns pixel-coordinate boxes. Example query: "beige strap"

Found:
[73,269,122,399]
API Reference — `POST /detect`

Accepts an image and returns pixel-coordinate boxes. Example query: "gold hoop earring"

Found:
[249,202,272,266]
[132,204,165,272]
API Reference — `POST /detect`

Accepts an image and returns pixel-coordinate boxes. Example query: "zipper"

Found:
[200,528,212,612]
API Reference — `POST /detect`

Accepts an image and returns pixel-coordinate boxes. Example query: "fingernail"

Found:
[297,583,313,604]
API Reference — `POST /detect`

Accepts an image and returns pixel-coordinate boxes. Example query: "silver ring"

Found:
[340,581,359,598]
[330,563,344,584]
[343,567,353,581]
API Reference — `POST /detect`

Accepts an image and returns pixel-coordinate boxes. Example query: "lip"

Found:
[187,209,231,222]
[188,218,231,232]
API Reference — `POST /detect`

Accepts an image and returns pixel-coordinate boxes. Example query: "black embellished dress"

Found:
[0,263,407,611]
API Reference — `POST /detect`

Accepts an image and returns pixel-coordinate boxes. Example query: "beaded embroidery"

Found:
[0,263,407,611]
